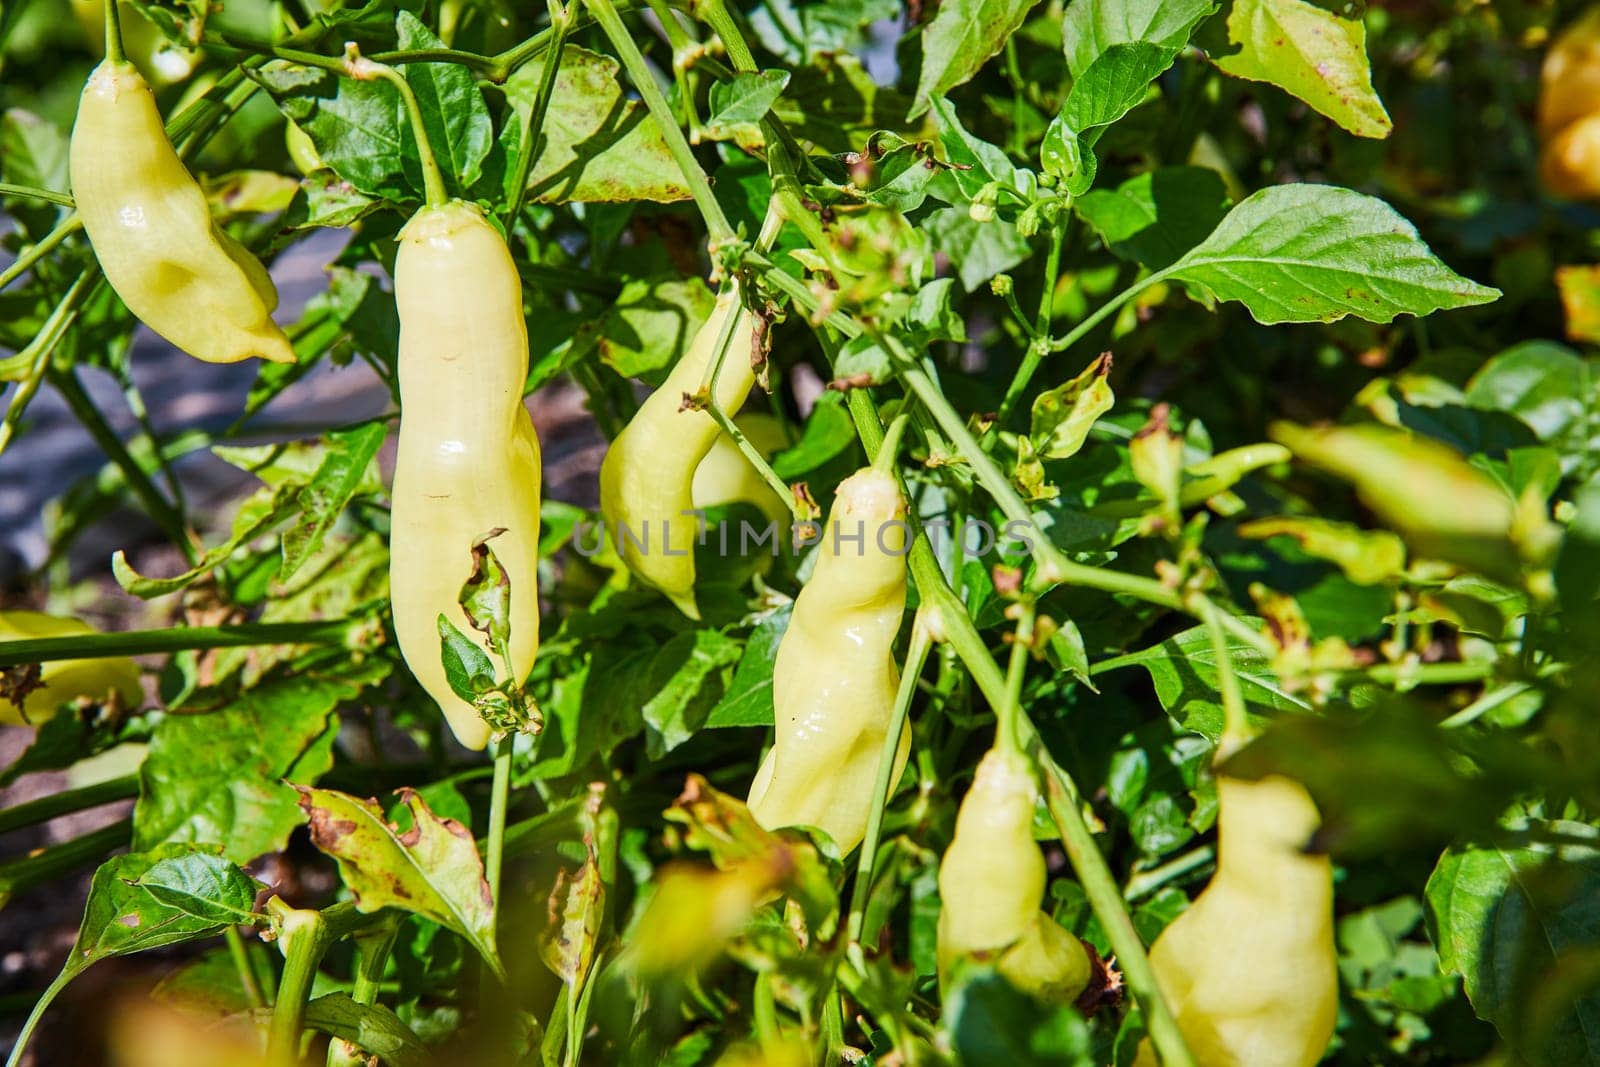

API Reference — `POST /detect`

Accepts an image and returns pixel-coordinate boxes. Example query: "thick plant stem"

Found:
[103,0,124,63]
[0,775,137,836]
[226,926,267,1010]
[327,921,399,1066]
[267,899,332,1066]
[0,618,361,666]
[47,366,197,565]
[353,57,448,206]
[581,0,735,244]
[846,614,934,947]
[1041,766,1197,1067]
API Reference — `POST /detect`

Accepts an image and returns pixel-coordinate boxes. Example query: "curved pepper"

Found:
[599,286,757,619]
[1134,764,1337,1067]
[746,465,909,853]
[0,611,141,726]
[1539,9,1600,199]
[937,745,1091,1001]
[69,60,294,365]
[390,201,543,751]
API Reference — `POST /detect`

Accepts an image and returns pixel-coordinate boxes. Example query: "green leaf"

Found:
[1061,0,1216,78]
[112,483,299,598]
[1104,624,1310,741]
[304,993,431,1067]
[437,615,498,703]
[67,846,260,979]
[705,604,792,728]
[1214,0,1392,139]
[1062,41,1177,137]
[640,629,744,756]
[298,786,504,978]
[1238,516,1407,585]
[943,967,1094,1065]
[1164,185,1501,325]
[280,422,387,581]
[574,275,715,380]
[912,0,1038,117]
[396,12,494,194]
[505,45,692,204]
[1427,822,1600,1066]
[1,110,69,197]
[925,206,1032,292]
[133,664,379,862]
[267,70,411,203]
[704,70,791,140]
[1074,166,1230,270]
[772,393,858,479]
[1466,342,1598,475]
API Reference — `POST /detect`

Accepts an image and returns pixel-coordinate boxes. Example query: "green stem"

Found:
[0,217,81,293]
[846,615,934,947]
[694,0,757,71]
[0,774,137,836]
[1040,767,1196,1067]
[0,184,73,209]
[226,926,267,1010]
[995,601,1034,756]
[103,0,124,63]
[1047,272,1165,354]
[1440,681,1531,729]
[47,365,197,565]
[327,921,399,1067]
[0,819,131,903]
[1124,844,1215,902]
[994,223,1066,425]
[581,0,735,244]
[4,972,70,1067]
[1201,598,1249,747]
[354,56,448,206]
[0,270,98,459]
[872,414,910,475]
[0,618,361,667]
[485,738,513,911]
[267,900,332,1066]
[505,0,571,226]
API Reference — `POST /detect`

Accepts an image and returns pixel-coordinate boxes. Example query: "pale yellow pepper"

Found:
[746,464,909,853]
[937,745,1091,1002]
[0,611,141,726]
[1135,748,1337,1067]
[389,202,542,751]
[1539,9,1600,199]
[599,286,758,619]
[69,60,295,365]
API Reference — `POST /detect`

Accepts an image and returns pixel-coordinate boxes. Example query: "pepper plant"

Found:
[0,0,1597,1063]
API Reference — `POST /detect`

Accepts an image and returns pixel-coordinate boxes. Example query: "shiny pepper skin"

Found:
[69,60,295,365]
[937,746,1091,1001]
[1134,771,1337,1067]
[746,465,909,853]
[390,201,542,752]
[1539,9,1600,199]
[599,286,757,619]
[0,611,141,726]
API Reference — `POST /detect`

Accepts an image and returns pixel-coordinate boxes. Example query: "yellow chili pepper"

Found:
[937,745,1091,1001]
[1134,755,1337,1067]
[0,611,141,726]
[746,463,909,853]
[599,286,757,619]
[389,201,542,752]
[690,412,790,529]
[69,60,295,366]
[1539,9,1600,199]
